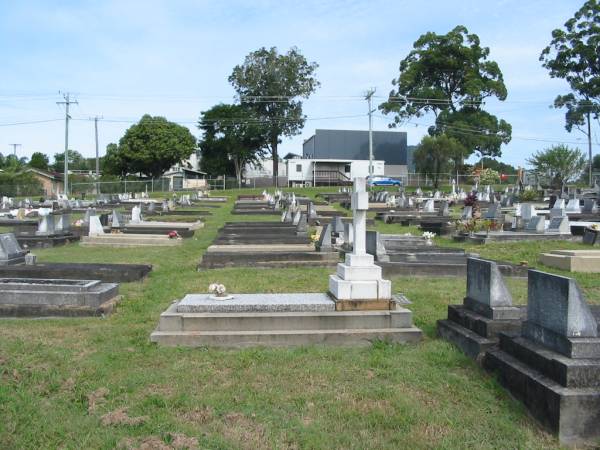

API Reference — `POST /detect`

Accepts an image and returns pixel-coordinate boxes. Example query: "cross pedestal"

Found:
[328,177,392,311]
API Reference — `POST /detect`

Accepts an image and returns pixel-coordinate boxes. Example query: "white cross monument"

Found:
[328,177,392,310]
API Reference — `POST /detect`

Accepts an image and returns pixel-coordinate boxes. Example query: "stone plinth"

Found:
[177,293,335,313]
[540,250,600,273]
[483,269,600,446]
[0,233,27,266]
[0,277,120,317]
[437,258,523,360]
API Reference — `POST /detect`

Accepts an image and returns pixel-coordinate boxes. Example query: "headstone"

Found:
[25,253,36,265]
[316,223,333,252]
[366,230,389,262]
[583,199,597,213]
[521,204,536,221]
[583,228,599,245]
[525,216,545,233]
[552,198,565,211]
[461,206,473,220]
[484,203,501,220]
[438,201,449,217]
[343,222,354,248]
[36,211,56,236]
[464,257,519,319]
[566,198,581,213]
[84,207,96,224]
[0,233,27,265]
[131,205,142,224]
[423,199,435,213]
[111,210,123,228]
[284,209,293,223]
[296,213,308,233]
[550,207,565,219]
[88,215,105,236]
[523,270,598,357]
[147,202,156,214]
[548,216,570,234]
[333,216,344,233]
[292,210,301,226]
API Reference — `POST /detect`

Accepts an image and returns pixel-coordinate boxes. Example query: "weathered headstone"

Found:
[521,204,536,221]
[131,205,142,224]
[438,201,449,217]
[423,199,435,213]
[461,206,473,220]
[525,216,545,233]
[0,233,27,265]
[316,223,333,252]
[566,198,581,213]
[583,199,597,214]
[582,228,599,245]
[88,215,105,236]
[547,216,570,234]
[484,203,502,220]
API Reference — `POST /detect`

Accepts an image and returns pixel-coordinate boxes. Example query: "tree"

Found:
[0,154,27,172]
[379,25,512,163]
[198,104,268,187]
[526,144,587,189]
[228,47,320,186]
[540,0,600,186]
[107,115,197,178]
[593,154,600,172]
[29,152,50,171]
[102,143,128,177]
[413,134,465,188]
[52,150,86,173]
[477,157,518,175]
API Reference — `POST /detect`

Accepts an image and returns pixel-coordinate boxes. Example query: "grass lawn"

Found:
[0,188,596,449]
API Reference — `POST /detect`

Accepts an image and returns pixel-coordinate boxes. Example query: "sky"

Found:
[0,0,596,169]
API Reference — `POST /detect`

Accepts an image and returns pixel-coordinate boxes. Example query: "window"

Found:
[344,164,351,173]
[296,164,302,172]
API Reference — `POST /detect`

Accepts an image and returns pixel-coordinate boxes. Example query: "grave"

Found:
[82,216,183,248]
[484,270,600,446]
[15,212,79,248]
[0,277,120,317]
[437,258,523,359]
[153,178,422,347]
[539,249,600,273]
[0,233,27,265]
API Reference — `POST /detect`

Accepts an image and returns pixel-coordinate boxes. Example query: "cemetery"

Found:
[2,181,600,447]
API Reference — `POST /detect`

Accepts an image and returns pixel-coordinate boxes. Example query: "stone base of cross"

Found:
[328,177,392,311]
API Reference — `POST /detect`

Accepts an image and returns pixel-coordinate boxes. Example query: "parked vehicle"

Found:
[367,176,402,187]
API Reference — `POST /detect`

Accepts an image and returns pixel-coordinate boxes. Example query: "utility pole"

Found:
[91,116,102,177]
[9,144,21,157]
[57,92,77,196]
[587,111,593,187]
[365,87,376,178]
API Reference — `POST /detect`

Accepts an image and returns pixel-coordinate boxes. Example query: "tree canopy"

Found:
[379,25,511,162]
[526,144,587,189]
[28,152,50,171]
[52,150,87,173]
[228,46,319,186]
[0,153,28,172]
[540,0,600,185]
[104,115,197,179]
[198,104,268,187]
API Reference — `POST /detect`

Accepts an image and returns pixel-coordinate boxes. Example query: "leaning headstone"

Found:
[437,257,521,359]
[525,216,545,233]
[316,223,333,252]
[0,233,27,265]
[484,270,600,444]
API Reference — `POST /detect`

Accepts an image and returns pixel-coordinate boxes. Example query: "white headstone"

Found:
[88,215,105,236]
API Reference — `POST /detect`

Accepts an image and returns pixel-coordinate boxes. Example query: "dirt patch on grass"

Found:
[220,412,270,450]
[101,408,148,426]
[176,406,214,425]
[118,433,199,449]
[87,387,109,413]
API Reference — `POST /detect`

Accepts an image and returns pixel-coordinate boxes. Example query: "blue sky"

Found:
[0,0,595,168]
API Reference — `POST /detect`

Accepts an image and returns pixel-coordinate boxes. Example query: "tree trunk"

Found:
[271,137,279,188]
[587,111,593,187]
[233,159,242,189]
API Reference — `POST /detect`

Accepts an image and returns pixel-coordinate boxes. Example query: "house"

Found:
[286,158,385,187]
[162,167,207,190]
[303,129,414,177]
[21,168,64,197]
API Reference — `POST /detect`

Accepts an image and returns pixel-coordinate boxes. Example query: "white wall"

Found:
[286,159,385,182]
[245,158,287,178]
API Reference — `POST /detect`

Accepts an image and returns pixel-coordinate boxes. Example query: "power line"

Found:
[0,118,62,127]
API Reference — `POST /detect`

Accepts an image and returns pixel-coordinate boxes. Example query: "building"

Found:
[21,168,64,197]
[303,129,413,176]
[286,158,385,187]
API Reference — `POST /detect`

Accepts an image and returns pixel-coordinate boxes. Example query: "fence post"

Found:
[151,178,154,192]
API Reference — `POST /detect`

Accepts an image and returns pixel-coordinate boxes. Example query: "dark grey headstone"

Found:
[548,216,570,233]
[524,270,599,357]
[333,216,344,233]
[525,216,545,233]
[366,230,388,262]
[485,203,501,219]
[296,213,308,233]
[461,206,473,219]
[0,233,27,265]
[582,228,599,246]
[465,257,518,319]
